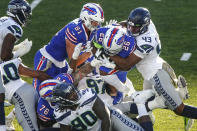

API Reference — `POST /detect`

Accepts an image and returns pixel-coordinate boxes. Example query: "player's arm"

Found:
[66,39,91,72]
[92,97,111,131]
[60,124,72,131]
[110,53,142,71]
[18,63,52,81]
[1,33,16,61]
[119,20,127,28]
[72,63,94,86]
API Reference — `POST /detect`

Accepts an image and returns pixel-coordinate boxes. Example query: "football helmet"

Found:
[102,27,126,56]
[54,73,74,84]
[7,0,32,26]
[80,3,104,31]
[52,83,81,109]
[127,7,151,36]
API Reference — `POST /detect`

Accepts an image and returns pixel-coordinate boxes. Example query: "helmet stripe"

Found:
[92,3,104,19]
[107,28,119,47]
[84,6,96,14]
[39,82,57,91]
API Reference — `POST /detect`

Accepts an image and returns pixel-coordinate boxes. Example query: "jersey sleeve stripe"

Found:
[66,28,77,40]
[56,111,71,122]
[65,32,77,43]
[7,26,15,34]
[38,114,51,121]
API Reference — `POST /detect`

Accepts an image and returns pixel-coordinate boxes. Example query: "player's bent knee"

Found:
[173,103,184,115]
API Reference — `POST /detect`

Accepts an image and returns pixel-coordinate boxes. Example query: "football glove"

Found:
[13,38,32,58]
[72,43,83,60]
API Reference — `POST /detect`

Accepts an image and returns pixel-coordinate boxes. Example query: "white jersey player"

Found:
[0,0,32,130]
[0,58,39,130]
[52,83,153,131]
[106,7,197,120]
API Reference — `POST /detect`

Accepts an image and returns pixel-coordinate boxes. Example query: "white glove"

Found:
[100,54,116,69]
[13,38,32,58]
[83,41,93,53]
[90,57,102,67]
[72,43,83,60]
[105,19,118,26]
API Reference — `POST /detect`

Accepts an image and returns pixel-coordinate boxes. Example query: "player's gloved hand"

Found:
[105,19,118,26]
[13,38,32,58]
[111,91,123,105]
[99,54,116,69]
[72,43,83,60]
[84,41,93,53]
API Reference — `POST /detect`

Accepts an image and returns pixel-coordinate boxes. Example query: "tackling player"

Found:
[52,82,154,131]
[33,3,104,92]
[103,7,197,120]
[0,0,32,130]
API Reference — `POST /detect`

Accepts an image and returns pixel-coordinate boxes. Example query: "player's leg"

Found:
[33,50,50,92]
[110,108,153,131]
[11,83,39,131]
[151,69,197,119]
[0,71,6,131]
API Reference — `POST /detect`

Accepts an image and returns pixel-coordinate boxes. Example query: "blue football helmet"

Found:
[52,83,81,109]
[127,7,151,36]
[7,0,32,26]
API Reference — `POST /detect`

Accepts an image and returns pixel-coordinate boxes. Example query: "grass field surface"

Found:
[1,0,197,130]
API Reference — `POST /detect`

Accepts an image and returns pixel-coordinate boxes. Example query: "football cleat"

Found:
[184,118,194,131]
[6,117,15,131]
[177,75,189,100]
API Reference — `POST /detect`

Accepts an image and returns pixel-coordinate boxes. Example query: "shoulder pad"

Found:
[7,24,23,39]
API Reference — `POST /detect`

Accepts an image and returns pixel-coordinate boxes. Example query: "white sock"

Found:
[0,125,6,131]
[137,104,148,117]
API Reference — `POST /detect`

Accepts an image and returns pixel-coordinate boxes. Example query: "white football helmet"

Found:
[103,27,126,56]
[80,3,104,31]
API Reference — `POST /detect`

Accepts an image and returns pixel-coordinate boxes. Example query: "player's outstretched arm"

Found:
[110,53,142,71]
[18,63,52,81]
[92,97,111,131]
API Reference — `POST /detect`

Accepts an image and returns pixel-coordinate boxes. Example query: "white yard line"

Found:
[30,0,43,10]
[180,53,192,61]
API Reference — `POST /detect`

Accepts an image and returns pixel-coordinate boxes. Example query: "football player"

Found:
[88,26,137,104]
[33,3,104,93]
[0,0,32,130]
[0,57,51,131]
[52,82,154,131]
[103,7,197,119]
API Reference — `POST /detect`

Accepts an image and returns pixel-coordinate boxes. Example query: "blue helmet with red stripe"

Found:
[103,27,126,56]
[80,3,104,31]
[54,73,74,84]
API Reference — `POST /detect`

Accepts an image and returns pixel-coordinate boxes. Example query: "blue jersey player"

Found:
[91,26,136,103]
[33,3,104,93]
[37,73,74,129]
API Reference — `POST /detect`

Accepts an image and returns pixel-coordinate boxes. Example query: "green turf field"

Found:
[1,0,197,130]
